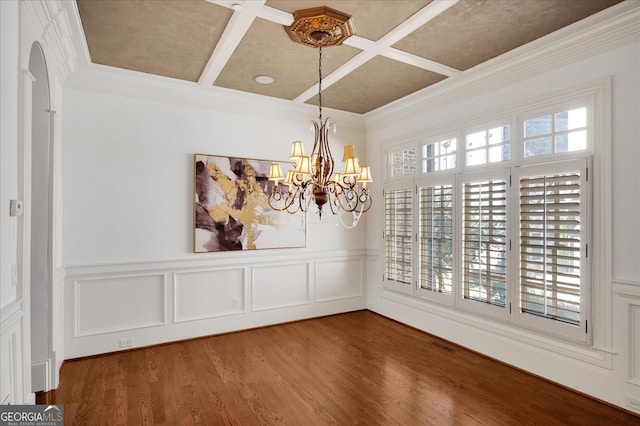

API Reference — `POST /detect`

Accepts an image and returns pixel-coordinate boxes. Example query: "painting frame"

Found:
[194,153,306,253]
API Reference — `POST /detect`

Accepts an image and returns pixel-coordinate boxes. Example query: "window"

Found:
[422,138,457,172]
[462,177,507,309]
[466,125,511,166]
[524,107,587,157]
[384,188,413,287]
[388,146,417,178]
[418,183,453,297]
[515,158,589,341]
[383,93,594,343]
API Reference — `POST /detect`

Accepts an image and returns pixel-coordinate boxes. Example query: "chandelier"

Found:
[267,6,372,227]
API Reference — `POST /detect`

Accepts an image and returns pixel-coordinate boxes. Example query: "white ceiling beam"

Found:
[257,5,294,26]
[377,0,459,47]
[293,0,460,103]
[382,48,462,77]
[198,0,267,86]
[293,50,378,103]
[344,35,377,51]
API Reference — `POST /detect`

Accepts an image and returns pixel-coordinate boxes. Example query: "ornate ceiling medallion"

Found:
[285,6,356,48]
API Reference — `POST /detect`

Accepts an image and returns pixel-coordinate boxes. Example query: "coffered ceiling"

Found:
[75,0,623,114]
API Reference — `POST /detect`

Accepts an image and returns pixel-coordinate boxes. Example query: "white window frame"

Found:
[386,145,418,180]
[512,157,591,343]
[382,182,415,295]
[462,121,514,169]
[381,79,608,348]
[421,135,458,174]
[517,97,594,165]
[458,169,511,321]
[416,174,456,305]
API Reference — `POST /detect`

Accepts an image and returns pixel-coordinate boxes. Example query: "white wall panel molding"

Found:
[629,304,640,387]
[73,273,167,337]
[315,258,364,302]
[252,262,311,311]
[173,267,246,323]
[64,250,367,359]
[0,299,24,334]
[0,299,25,405]
[612,281,640,387]
[63,249,368,277]
[365,2,640,128]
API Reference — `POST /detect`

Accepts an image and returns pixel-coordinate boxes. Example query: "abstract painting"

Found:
[194,154,305,252]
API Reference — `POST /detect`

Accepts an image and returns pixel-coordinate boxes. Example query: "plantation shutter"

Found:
[384,188,413,285]
[519,171,582,325]
[419,185,453,294]
[462,180,507,307]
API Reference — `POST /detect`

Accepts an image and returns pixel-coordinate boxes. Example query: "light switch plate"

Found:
[9,200,24,217]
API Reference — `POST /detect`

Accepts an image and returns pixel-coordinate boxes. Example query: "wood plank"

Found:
[39,311,639,425]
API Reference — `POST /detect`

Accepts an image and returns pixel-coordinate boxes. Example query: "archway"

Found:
[28,41,53,392]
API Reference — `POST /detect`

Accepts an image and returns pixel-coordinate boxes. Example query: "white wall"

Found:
[1,0,77,403]
[1,0,20,312]
[364,5,640,414]
[61,69,370,358]
[0,0,23,406]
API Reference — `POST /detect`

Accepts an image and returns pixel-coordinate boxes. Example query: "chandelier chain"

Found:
[318,45,323,121]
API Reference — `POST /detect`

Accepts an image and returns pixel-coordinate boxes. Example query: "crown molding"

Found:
[64,63,366,132]
[364,1,640,129]
[59,0,364,132]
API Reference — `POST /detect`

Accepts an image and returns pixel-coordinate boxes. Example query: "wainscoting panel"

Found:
[315,258,364,302]
[632,304,640,385]
[174,268,246,323]
[64,250,368,358]
[0,300,25,405]
[74,274,167,337]
[613,281,640,387]
[252,263,310,311]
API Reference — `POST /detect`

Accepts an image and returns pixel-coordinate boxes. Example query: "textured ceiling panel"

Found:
[393,0,623,71]
[306,56,447,114]
[215,17,360,100]
[266,0,432,41]
[77,0,232,81]
[75,0,626,114]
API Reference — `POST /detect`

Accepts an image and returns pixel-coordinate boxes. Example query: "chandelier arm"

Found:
[268,185,301,212]
[298,184,313,213]
[337,187,359,212]
[359,190,373,213]
[326,186,341,216]
[321,118,334,184]
[336,204,365,229]
[286,187,301,211]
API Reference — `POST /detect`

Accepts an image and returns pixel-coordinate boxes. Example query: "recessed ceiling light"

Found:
[255,75,274,85]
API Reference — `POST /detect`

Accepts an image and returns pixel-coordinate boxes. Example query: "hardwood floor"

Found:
[39,311,638,425]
